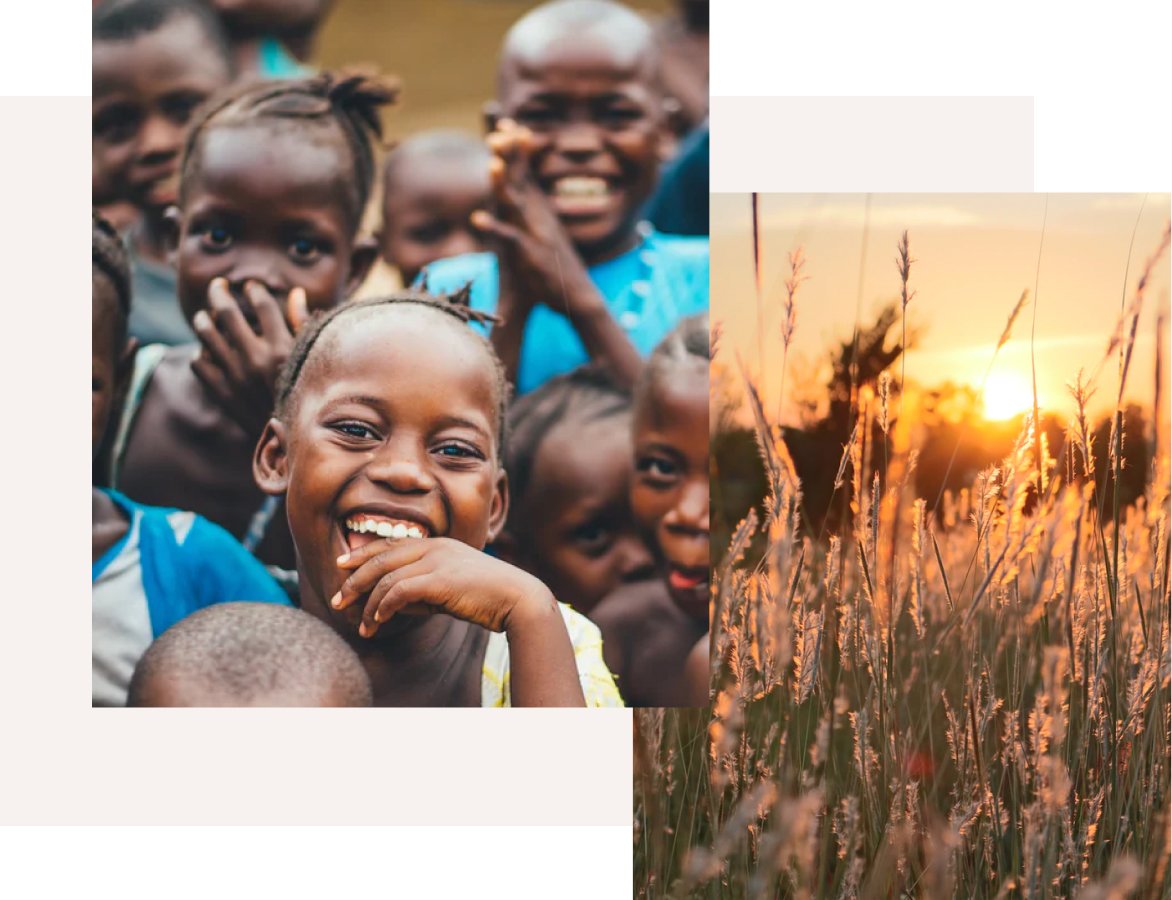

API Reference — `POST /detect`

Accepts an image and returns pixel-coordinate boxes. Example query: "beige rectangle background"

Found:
[0,97,632,827]
[711,96,1034,193]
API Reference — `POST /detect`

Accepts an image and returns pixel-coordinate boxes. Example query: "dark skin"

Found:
[92,16,233,262]
[118,121,374,568]
[496,410,655,617]
[253,308,586,707]
[593,358,709,706]
[171,122,375,435]
[632,360,710,620]
[92,272,137,563]
[210,0,333,70]
[472,6,672,389]
[592,579,704,707]
[379,142,490,286]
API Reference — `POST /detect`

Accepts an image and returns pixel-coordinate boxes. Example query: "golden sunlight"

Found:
[981,369,1036,421]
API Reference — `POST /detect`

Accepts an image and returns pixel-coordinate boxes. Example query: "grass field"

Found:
[635,218,1171,899]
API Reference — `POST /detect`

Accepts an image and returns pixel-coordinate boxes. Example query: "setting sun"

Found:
[981,370,1035,420]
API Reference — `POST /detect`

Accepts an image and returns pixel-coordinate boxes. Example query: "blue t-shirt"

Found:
[419,227,709,395]
[92,489,291,705]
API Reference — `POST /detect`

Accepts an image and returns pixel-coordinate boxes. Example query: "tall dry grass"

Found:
[636,227,1172,899]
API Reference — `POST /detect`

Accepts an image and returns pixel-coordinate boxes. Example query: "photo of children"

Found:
[92,0,710,707]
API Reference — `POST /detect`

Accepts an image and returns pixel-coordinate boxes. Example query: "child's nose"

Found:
[554,121,605,158]
[666,479,710,533]
[364,441,436,494]
[137,114,181,161]
[615,534,656,583]
[227,254,284,294]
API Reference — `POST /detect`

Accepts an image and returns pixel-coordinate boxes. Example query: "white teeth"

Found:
[555,176,608,198]
[344,517,427,539]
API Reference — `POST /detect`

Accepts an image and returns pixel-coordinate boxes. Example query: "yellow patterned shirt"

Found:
[480,603,624,707]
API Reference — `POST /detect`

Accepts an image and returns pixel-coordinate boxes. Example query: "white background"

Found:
[2,1,1170,897]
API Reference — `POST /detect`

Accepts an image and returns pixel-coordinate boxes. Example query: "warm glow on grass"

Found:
[981,369,1036,420]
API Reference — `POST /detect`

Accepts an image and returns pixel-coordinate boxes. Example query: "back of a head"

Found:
[93,0,232,65]
[128,603,373,707]
[505,363,631,508]
[384,129,490,185]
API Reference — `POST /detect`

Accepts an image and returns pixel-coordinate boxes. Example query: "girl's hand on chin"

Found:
[330,536,556,639]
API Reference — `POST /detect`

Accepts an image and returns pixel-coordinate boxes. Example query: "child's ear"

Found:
[346,237,379,297]
[484,467,510,545]
[482,101,502,135]
[162,206,182,265]
[253,418,291,496]
[657,97,684,163]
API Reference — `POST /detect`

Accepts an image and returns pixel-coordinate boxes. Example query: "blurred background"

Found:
[313,0,672,138]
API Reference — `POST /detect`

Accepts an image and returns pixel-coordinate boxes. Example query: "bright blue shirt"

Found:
[419,227,709,395]
[92,490,291,705]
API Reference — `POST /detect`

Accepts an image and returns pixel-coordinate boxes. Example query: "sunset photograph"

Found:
[635,194,1171,898]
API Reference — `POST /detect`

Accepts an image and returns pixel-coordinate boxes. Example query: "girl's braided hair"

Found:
[92,210,132,324]
[274,287,510,449]
[180,70,400,230]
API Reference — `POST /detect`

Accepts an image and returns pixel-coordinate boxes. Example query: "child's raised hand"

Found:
[190,279,307,435]
[331,536,556,639]
[470,118,595,311]
[469,119,641,388]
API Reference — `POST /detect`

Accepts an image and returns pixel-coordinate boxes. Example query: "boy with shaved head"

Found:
[421,0,708,396]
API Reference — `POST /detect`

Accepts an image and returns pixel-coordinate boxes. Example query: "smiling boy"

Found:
[93,0,236,345]
[421,0,708,396]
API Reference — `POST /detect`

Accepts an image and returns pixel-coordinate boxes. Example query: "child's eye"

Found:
[598,106,644,127]
[406,222,450,244]
[93,105,140,144]
[435,442,485,461]
[199,225,234,252]
[161,92,205,126]
[572,523,613,557]
[514,106,560,129]
[637,455,679,485]
[289,237,325,263]
[330,422,378,441]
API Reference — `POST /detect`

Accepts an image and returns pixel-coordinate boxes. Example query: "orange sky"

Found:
[712,193,1171,427]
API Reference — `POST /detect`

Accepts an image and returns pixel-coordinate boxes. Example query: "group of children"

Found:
[92,0,711,708]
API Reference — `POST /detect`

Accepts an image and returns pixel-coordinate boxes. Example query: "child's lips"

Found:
[668,567,708,591]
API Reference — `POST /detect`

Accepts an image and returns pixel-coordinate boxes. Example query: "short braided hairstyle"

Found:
[180,70,399,232]
[505,363,631,507]
[274,288,510,451]
[92,210,132,343]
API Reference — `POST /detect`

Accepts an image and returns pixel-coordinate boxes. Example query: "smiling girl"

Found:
[592,313,709,707]
[110,72,390,569]
[252,290,623,707]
